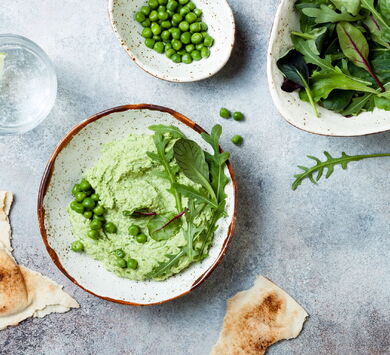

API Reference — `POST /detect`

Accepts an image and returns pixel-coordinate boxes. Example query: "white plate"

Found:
[109,0,235,82]
[267,0,390,136]
[38,105,237,305]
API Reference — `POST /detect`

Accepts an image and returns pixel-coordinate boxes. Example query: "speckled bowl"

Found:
[267,0,390,136]
[38,105,237,306]
[109,0,235,82]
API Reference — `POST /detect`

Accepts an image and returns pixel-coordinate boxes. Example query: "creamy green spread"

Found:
[68,134,213,281]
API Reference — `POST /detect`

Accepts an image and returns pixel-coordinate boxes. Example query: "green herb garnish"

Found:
[292,151,390,190]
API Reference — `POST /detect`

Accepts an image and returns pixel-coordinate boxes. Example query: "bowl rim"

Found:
[0,33,57,135]
[266,0,390,137]
[108,0,236,83]
[37,104,237,306]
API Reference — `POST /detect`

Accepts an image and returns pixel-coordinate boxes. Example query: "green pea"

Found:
[72,184,82,196]
[201,46,210,58]
[181,32,191,44]
[171,27,181,39]
[148,0,159,9]
[161,20,171,29]
[185,44,195,52]
[135,234,148,244]
[105,222,117,234]
[144,38,155,49]
[93,215,106,223]
[83,211,93,219]
[151,23,162,35]
[165,42,173,50]
[153,41,165,53]
[177,49,186,55]
[161,30,171,41]
[91,193,100,201]
[87,230,100,240]
[185,12,197,23]
[75,191,86,202]
[182,53,193,64]
[191,50,202,61]
[158,5,166,11]
[179,21,189,32]
[199,22,208,31]
[231,135,243,145]
[233,112,244,121]
[82,197,95,210]
[171,53,182,63]
[178,0,189,4]
[141,6,151,16]
[179,7,190,16]
[115,258,127,268]
[142,27,153,38]
[166,48,176,58]
[196,43,204,50]
[93,205,105,216]
[158,0,168,4]
[84,189,92,196]
[127,258,138,270]
[167,9,175,16]
[70,201,84,214]
[71,241,84,252]
[90,219,102,230]
[166,0,178,11]
[153,35,161,41]
[191,32,203,44]
[158,11,169,20]
[135,12,146,23]
[114,249,126,258]
[193,8,202,17]
[187,1,195,10]
[203,35,214,47]
[128,224,140,236]
[149,10,158,22]
[220,107,231,118]
[171,13,182,24]
[141,19,151,27]
[79,179,92,191]
[189,22,202,33]
[171,39,182,50]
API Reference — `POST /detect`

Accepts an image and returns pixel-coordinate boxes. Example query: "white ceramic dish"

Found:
[109,0,235,82]
[38,105,236,306]
[267,0,390,137]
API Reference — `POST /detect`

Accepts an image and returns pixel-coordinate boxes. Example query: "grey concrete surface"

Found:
[0,1,389,354]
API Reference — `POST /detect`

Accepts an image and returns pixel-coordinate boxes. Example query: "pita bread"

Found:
[0,191,79,330]
[211,276,308,355]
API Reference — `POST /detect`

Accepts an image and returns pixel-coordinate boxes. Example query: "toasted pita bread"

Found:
[211,276,308,355]
[0,191,79,330]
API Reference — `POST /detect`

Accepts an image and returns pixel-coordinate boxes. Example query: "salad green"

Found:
[277,0,390,117]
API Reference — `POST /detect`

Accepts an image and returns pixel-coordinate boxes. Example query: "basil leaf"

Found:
[173,139,217,202]
[330,0,361,16]
[336,22,385,91]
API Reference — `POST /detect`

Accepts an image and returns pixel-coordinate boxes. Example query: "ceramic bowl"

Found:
[38,104,237,306]
[109,0,235,82]
[267,0,390,137]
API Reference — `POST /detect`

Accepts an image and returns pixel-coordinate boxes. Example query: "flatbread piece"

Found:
[211,275,308,355]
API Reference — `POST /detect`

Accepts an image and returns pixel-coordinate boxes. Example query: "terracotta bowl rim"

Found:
[37,104,237,306]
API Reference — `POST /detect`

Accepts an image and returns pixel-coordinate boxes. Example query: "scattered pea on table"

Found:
[231,135,243,146]
[220,108,231,119]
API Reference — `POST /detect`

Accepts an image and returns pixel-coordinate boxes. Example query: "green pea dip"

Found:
[68,133,213,281]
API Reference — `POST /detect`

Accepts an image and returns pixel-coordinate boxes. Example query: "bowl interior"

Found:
[109,0,235,82]
[40,106,236,305]
[267,0,390,136]
[0,34,57,135]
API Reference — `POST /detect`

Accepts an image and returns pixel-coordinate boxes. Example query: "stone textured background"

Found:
[1,0,389,354]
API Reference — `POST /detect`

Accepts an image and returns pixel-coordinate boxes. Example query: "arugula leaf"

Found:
[341,93,374,115]
[277,50,319,116]
[147,133,183,212]
[201,125,231,202]
[147,212,183,241]
[149,124,186,139]
[173,138,217,203]
[336,22,386,91]
[302,5,363,24]
[331,0,361,16]
[292,152,390,190]
[374,96,390,110]
[145,249,186,279]
[173,183,218,208]
[379,0,390,23]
